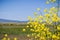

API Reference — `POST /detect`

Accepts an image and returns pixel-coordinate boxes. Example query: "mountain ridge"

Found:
[0,19,28,23]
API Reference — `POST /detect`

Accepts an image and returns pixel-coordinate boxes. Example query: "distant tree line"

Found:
[0,23,27,26]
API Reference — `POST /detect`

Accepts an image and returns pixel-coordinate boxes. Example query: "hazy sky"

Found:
[0,0,58,21]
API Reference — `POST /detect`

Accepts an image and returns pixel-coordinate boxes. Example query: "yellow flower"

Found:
[32,33,35,36]
[37,8,40,11]
[26,25,29,28]
[34,18,38,22]
[49,11,53,14]
[34,12,37,16]
[39,15,43,19]
[30,25,32,27]
[30,29,34,32]
[54,8,58,13]
[2,37,6,40]
[28,16,31,19]
[46,1,49,4]
[27,22,30,24]
[28,16,32,21]
[44,8,48,12]
[44,27,49,31]
[58,32,60,36]
[40,36,45,40]
[41,23,45,27]
[52,17,59,22]
[35,29,40,32]
[57,26,60,30]
[5,34,8,37]
[52,13,57,17]
[49,22,52,25]
[52,35,57,39]
[14,37,17,40]
[27,34,30,37]
[40,20,43,23]
[34,25,37,29]
[45,14,50,18]
[8,38,10,40]
[35,36,37,38]
[37,34,40,37]
[41,27,44,30]
[39,24,41,26]
[45,19,49,23]
[50,7,55,11]
[22,29,26,32]
[28,16,32,19]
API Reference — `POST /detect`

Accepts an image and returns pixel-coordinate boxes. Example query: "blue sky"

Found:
[0,0,58,21]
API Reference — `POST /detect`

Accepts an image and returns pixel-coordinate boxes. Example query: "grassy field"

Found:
[0,23,35,40]
[0,22,60,40]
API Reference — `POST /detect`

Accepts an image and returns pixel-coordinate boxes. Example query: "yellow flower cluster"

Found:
[26,4,60,40]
